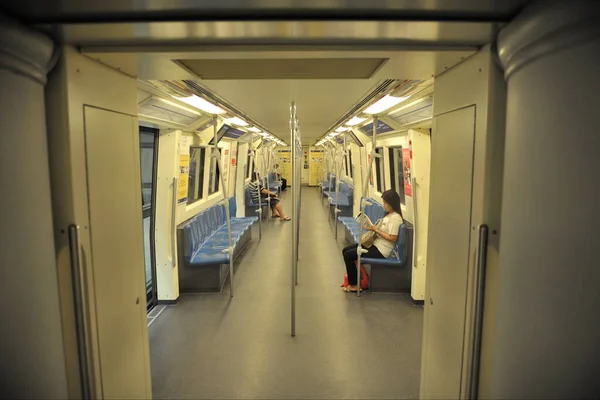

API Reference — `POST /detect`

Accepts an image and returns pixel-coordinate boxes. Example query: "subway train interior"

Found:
[1,0,599,399]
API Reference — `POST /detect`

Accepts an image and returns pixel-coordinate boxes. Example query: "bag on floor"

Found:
[342,264,369,290]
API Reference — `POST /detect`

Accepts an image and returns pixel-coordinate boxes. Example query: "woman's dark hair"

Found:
[382,190,402,217]
[252,171,259,181]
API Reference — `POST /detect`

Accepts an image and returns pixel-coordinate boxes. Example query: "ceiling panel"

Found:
[197,79,390,140]
[176,58,387,79]
[92,48,474,142]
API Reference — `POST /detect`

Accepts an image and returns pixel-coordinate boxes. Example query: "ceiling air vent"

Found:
[138,96,201,126]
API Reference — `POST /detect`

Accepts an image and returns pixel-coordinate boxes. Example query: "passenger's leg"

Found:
[271,205,280,217]
[341,244,358,287]
[342,245,359,290]
[274,202,290,221]
[365,246,384,259]
[342,243,358,255]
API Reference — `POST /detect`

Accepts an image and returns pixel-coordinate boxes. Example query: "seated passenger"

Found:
[341,190,403,292]
[250,172,291,221]
[275,163,287,191]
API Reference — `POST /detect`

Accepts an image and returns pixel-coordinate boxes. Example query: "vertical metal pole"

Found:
[68,224,93,399]
[469,224,489,399]
[290,102,297,337]
[356,115,378,297]
[295,123,301,282]
[212,117,235,297]
[248,133,262,239]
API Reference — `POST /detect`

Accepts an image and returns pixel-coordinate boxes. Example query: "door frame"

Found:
[140,126,160,311]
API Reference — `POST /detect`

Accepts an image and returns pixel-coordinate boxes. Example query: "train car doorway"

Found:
[140,126,160,311]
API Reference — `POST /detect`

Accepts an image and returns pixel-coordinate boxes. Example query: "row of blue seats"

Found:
[320,173,336,193]
[324,180,354,208]
[338,197,409,267]
[180,197,258,266]
[266,172,282,193]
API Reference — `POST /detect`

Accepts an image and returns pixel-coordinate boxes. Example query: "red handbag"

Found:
[341,264,369,290]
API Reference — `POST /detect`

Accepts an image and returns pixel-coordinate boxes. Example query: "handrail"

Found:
[356,115,380,297]
[290,102,298,337]
[170,177,177,267]
[211,117,235,297]
[248,136,262,239]
[68,224,93,399]
[469,224,489,399]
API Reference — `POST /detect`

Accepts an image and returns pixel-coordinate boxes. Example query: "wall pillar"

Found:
[0,15,68,398]
[482,1,600,397]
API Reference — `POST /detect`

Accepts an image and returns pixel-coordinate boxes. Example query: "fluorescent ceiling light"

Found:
[258,132,268,137]
[225,116,248,126]
[248,127,262,133]
[364,94,409,115]
[345,116,367,126]
[176,95,225,115]
[388,96,429,115]
[331,132,341,137]
[157,98,201,115]
[335,127,349,133]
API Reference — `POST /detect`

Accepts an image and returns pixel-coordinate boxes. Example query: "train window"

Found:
[246,150,255,180]
[188,147,206,204]
[374,147,385,193]
[246,150,252,179]
[348,150,353,178]
[389,147,406,205]
[344,153,349,177]
[208,153,221,195]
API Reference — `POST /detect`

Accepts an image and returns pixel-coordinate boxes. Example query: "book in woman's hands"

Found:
[355,212,374,229]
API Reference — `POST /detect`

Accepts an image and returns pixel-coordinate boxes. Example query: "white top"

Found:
[373,212,403,258]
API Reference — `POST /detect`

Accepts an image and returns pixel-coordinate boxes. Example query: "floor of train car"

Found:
[148,188,424,399]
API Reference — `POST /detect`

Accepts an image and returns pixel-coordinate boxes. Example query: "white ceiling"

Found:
[89,48,474,141]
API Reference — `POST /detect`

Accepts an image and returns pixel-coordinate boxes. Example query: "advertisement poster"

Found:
[402,148,412,197]
[277,150,292,182]
[309,149,324,186]
[177,154,190,204]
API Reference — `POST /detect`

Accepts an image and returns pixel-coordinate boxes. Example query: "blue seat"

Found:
[326,181,354,206]
[362,224,409,266]
[180,197,257,266]
[266,172,282,193]
[320,174,336,192]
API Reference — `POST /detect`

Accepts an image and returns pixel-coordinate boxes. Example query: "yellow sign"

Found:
[177,154,190,204]
[277,150,292,182]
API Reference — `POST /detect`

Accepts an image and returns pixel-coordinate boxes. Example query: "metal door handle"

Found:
[469,224,489,399]
[68,224,92,399]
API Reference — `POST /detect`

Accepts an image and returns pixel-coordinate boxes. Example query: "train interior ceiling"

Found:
[2,1,600,399]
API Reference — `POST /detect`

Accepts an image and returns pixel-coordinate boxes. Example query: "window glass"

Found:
[389,147,406,205]
[344,153,349,177]
[208,151,221,195]
[187,147,206,204]
[348,150,353,178]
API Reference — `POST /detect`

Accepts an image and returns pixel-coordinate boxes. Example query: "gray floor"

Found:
[149,188,424,399]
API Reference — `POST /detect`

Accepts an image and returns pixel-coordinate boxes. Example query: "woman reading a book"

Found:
[341,190,403,292]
